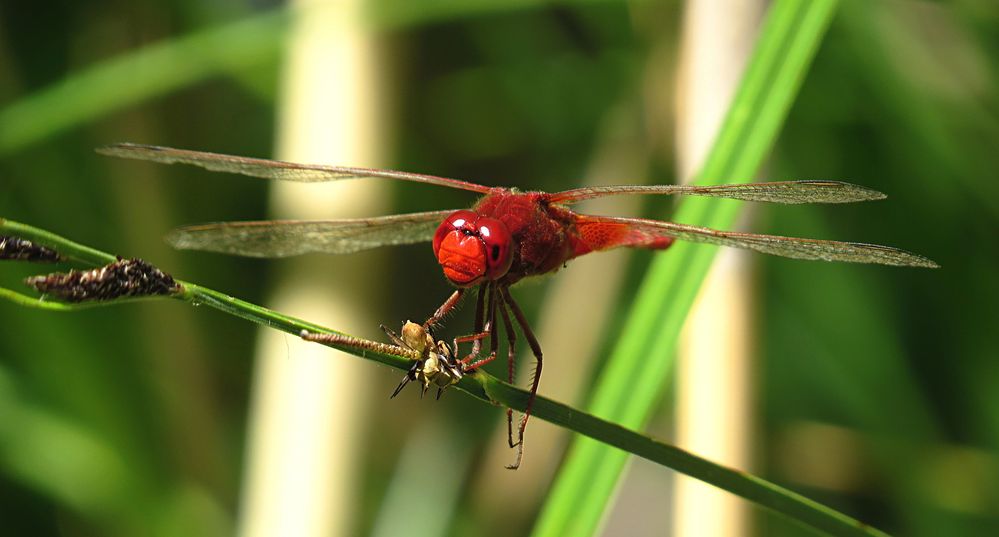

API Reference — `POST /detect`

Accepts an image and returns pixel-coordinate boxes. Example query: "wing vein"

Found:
[581,215,938,268]
[551,180,886,204]
[98,143,492,193]
[166,210,455,258]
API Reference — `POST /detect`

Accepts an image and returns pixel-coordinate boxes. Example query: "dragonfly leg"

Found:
[457,283,501,387]
[438,283,493,371]
[484,284,500,365]
[462,351,497,371]
[472,285,487,337]
[455,328,490,367]
[453,285,489,368]
[496,296,518,449]
[423,288,465,331]
[501,286,542,470]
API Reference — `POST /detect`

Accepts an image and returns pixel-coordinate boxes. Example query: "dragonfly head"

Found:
[433,210,513,287]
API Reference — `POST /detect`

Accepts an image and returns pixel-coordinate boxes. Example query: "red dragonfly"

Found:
[99,143,938,469]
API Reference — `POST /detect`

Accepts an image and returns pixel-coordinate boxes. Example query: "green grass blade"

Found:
[1,214,886,536]
[533,1,841,536]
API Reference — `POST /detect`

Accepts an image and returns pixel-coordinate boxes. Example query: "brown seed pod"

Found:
[26,258,181,302]
[0,236,61,262]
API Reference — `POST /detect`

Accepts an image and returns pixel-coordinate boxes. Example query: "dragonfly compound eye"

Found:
[433,210,478,258]
[477,217,513,280]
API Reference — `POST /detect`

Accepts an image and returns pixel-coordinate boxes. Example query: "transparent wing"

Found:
[576,215,938,268]
[98,143,493,193]
[166,210,455,258]
[550,181,886,204]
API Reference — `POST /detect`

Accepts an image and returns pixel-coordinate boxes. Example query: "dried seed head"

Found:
[0,236,61,262]
[26,258,181,302]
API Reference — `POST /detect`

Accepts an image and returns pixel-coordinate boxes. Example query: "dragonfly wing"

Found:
[574,215,938,268]
[166,210,455,258]
[97,143,492,193]
[550,181,886,204]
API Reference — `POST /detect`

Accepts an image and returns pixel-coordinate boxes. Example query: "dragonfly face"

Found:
[432,209,514,287]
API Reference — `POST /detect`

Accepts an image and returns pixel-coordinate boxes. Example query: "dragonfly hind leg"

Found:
[497,295,518,449]
[500,286,543,470]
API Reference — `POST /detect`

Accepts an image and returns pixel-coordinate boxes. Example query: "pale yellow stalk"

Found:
[237,1,386,535]
[673,1,763,536]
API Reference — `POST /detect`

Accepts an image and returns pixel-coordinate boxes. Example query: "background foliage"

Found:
[0,0,996,535]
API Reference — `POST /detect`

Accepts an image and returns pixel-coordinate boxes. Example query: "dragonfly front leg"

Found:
[454,326,491,369]
[458,283,500,370]
[455,285,491,370]
[423,288,465,331]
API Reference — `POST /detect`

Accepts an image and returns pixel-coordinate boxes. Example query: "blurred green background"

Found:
[1,0,997,535]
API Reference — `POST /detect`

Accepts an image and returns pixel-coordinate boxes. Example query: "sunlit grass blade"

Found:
[533,1,846,536]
